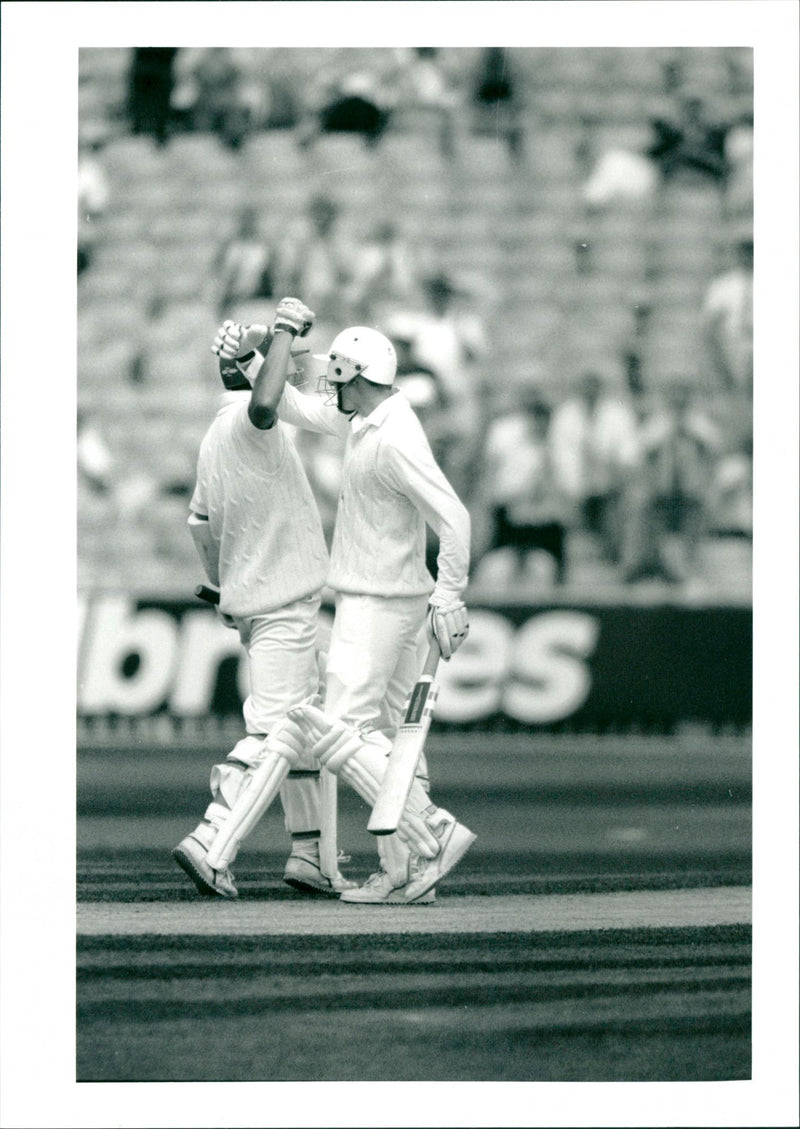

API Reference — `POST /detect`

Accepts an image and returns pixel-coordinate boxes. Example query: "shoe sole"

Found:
[172,846,237,898]
[339,893,436,905]
[284,875,342,899]
[405,826,476,902]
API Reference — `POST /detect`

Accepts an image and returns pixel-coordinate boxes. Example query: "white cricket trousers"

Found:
[205,593,323,840]
[324,592,431,885]
[237,593,321,735]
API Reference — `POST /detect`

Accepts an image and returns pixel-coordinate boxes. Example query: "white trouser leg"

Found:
[222,596,323,847]
[324,592,429,733]
[239,596,322,736]
[324,593,430,867]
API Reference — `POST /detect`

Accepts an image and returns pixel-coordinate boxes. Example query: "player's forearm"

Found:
[431,501,471,602]
[277,381,349,437]
[188,513,221,586]
[246,330,295,430]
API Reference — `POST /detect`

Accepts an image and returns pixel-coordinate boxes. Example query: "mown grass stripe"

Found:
[77,923,752,954]
[77,976,751,1021]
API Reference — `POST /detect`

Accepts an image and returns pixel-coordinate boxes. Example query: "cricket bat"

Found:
[367,633,442,836]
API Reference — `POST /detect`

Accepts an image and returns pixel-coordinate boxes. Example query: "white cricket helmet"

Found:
[326,326,397,387]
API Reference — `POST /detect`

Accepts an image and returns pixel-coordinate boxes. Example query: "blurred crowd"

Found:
[78,46,753,599]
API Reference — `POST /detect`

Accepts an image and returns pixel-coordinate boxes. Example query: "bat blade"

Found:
[368,642,440,835]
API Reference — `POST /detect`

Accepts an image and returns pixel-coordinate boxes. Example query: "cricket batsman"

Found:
[210,321,476,903]
[172,297,354,899]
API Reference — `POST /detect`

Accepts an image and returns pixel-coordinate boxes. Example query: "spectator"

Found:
[709,433,753,541]
[209,205,277,318]
[646,92,729,187]
[550,372,640,567]
[343,220,421,322]
[472,47,525,160]
[173,48,254,149]
[702,236,753,394]
[390,322,458,490]
[78,128,111,275]
[77,410,114,495]
[278,195,354,325]
[295,51,394,150]
[127,47,179,146]
[389,273,489,499]
[621,380,723,585]
[476,388,570,588]
[722,111,754,219]
[391,47,464,158]
[582,145,658,212]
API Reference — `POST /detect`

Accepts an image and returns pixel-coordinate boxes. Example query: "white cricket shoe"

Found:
[402,809,476,903]
[284,850,357,898]
[339,868,436,905]
[172,832,238,899]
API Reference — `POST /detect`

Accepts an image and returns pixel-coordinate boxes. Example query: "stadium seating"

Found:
[77,46,752,596]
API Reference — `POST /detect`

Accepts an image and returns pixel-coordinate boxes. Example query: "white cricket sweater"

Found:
[190,393,329,617]
[277,383,471,600]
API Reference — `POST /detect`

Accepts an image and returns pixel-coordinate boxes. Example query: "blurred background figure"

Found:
[172,47,256,150]
[390,319,457,478]
[78,126,111,275]
[471,46,525,160]
[390,272,488,497]
[127,47,179,146]
[709,432,753,543]
[208,204,277,318]
[474,388,570,590]
[722,111,754,220]
[295,49,394,150]
[702,235,753,394]
[391,47,464,158]
[343,219,422,323]
[550,372,640,571]
[277,194,353,328]
[646,92,729,188]
[78,410,115,497]
[582,142,658,212]
[621,379,723,586]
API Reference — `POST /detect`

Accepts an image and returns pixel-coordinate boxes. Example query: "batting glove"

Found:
[211,320,269,360]
[427,600,469,661]
[273,297,315,338]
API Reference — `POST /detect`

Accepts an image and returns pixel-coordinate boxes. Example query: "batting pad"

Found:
[338,744,439,859]
[207,750,291,869]
[288,705,439,857]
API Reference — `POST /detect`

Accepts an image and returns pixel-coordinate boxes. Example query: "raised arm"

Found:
[211,298,315,430]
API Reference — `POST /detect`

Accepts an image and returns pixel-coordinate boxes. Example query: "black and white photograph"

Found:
[1,2,798,1127]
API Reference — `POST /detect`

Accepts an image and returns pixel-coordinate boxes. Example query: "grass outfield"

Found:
[77,925,751,1082]
[77,732,751,1082]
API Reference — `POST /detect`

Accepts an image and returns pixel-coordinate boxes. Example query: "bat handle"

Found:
[422,634,442,677]
[195,584,220,606]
